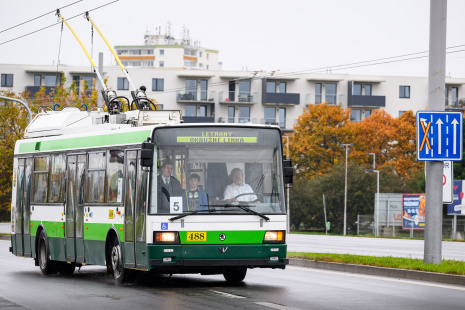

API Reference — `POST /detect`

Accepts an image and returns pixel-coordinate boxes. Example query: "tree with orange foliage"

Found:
[351,110,422,180]
[289,103,352,179]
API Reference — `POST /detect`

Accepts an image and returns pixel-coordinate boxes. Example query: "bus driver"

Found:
[223,168,258,203]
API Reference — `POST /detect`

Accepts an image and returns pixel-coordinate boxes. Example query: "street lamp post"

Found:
[341,143,354,236]
[366,153,376,169]
[365,169,380,236]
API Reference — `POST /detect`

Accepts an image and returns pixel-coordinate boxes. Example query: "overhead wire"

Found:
[0,0,83,34]
[0,0,119,46]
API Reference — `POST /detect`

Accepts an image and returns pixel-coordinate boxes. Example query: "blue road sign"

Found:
[416,111,463,161]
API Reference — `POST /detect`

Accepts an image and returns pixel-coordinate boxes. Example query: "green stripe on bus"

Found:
[30,220,123,241]
[18,130,152,153]
[179,230,265,244]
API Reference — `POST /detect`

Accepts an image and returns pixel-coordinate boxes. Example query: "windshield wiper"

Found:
[169,208,211,222]
[223,204,270,221]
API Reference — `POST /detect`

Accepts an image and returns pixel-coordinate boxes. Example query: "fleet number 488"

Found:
[186,232,207,241]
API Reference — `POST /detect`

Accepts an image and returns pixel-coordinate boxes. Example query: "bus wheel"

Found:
[111,239,125,283]
[223,267,247,282]
[57,262,75,275]
[37,230,56,275]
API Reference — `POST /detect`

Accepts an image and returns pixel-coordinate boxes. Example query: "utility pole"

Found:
[424,0,447,265]
[341,143,353,235]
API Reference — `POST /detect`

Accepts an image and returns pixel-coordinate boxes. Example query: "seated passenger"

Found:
[223,168,257,203]
[183,174,208,211]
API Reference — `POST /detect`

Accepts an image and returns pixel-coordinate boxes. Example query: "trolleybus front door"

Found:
[15,158,32,256]
[65,155,85,263]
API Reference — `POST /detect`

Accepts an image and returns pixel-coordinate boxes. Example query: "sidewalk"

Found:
[289,258,465,286]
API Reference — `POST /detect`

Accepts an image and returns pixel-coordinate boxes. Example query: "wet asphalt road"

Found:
[1,240,465,310]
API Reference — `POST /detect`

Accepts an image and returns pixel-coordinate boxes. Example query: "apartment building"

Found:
[1,63,465,132]
[113,27,220,70]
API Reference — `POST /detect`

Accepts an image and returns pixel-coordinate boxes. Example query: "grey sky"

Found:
[1,0,464,77]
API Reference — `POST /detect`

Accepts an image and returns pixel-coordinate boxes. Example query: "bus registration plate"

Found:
[186,232,207,242]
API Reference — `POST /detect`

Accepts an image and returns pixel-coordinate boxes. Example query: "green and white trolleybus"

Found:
[10,107,293,283]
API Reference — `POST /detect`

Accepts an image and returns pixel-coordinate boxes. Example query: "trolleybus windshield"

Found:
[150,126,285,215]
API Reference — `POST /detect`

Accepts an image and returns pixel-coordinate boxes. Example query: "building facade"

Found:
[1,63,465,132]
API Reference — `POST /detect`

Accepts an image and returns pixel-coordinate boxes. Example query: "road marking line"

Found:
[210,290,246,298]
[254,301,301,310]
[288,266,465,291]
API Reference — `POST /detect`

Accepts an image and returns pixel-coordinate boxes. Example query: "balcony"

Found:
[25,86,57,97]
[219,91,258,104]
[177,90,216,103]
[263,93,300,105]
[305,93,345,106]
[182,116,215,123]
[348,94,386,107]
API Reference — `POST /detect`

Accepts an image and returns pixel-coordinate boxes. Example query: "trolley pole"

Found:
[424,0,447,265]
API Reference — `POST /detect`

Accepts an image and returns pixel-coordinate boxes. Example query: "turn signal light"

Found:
[263,231,285,243]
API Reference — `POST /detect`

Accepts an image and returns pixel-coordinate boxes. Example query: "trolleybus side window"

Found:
[48,154,66,203]
[108,150,124,203]
[86,152,106,203]
[33,156,49,203]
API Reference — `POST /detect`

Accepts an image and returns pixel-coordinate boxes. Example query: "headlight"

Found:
[153,231,180,243]
[263,231,285,243]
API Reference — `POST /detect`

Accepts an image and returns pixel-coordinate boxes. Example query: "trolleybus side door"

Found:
[14,159,25,256]
[65,154,86,263]
[123,150,137,268]
[22,158,33,257]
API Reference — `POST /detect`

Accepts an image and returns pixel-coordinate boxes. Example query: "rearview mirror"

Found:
[283,159,293,184]
[141,139,154,167]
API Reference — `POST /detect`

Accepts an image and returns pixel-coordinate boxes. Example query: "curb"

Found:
[0,235,10,241]
[289,258,465,287]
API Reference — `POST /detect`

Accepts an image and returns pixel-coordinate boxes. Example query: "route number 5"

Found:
[170,197,182,214]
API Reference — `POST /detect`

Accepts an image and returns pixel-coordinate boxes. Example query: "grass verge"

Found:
[288,252,465,275]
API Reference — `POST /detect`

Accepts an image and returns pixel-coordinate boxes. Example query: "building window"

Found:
[152,78,164,91]
[199,52,203,58]
[266,81,276,93]
[279,107,286,128]
[159,61,164,68]
[200,80,208,101]
[399,111,406,117]
[279,82,287,93]
[264,107,276,124]
[160,49,164,55]
[228,106,235,123]
[185,79,197,100]
[365,84,372,96]
[117,77,129,90]
[1,74,13,87]
[131,61,141,67]
[238,106,250,123]
[206,65,209,70]
[399,86,410,98]
[350,109,361,122]
[451,87,458,107]
[199,105,207,117]
[34,75,42,86]
[364,110,372,118]
[238,81,251,101]
[353,84,362,95]
[315,83,322,103]
[325,83,337,104]
[44,75,58,87]
[185,105,197,117]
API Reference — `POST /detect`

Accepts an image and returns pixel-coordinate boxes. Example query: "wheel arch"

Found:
[105,226,121,266]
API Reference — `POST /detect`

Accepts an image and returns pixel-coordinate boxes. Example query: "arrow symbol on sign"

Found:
[436,118,443,154]
[452,118,459,154]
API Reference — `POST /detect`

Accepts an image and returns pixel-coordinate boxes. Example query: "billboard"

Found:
[374,193,403,227]
[447,180,465,215]
[402,194,426,230]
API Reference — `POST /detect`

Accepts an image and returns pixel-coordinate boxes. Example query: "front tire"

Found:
[37,230,56,275]
[111,238,126,283]
[223,267,247,282]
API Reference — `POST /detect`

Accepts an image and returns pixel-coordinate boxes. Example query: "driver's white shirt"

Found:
[223,183,257,202]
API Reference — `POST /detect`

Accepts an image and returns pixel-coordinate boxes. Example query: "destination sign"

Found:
[177,131,257,144]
